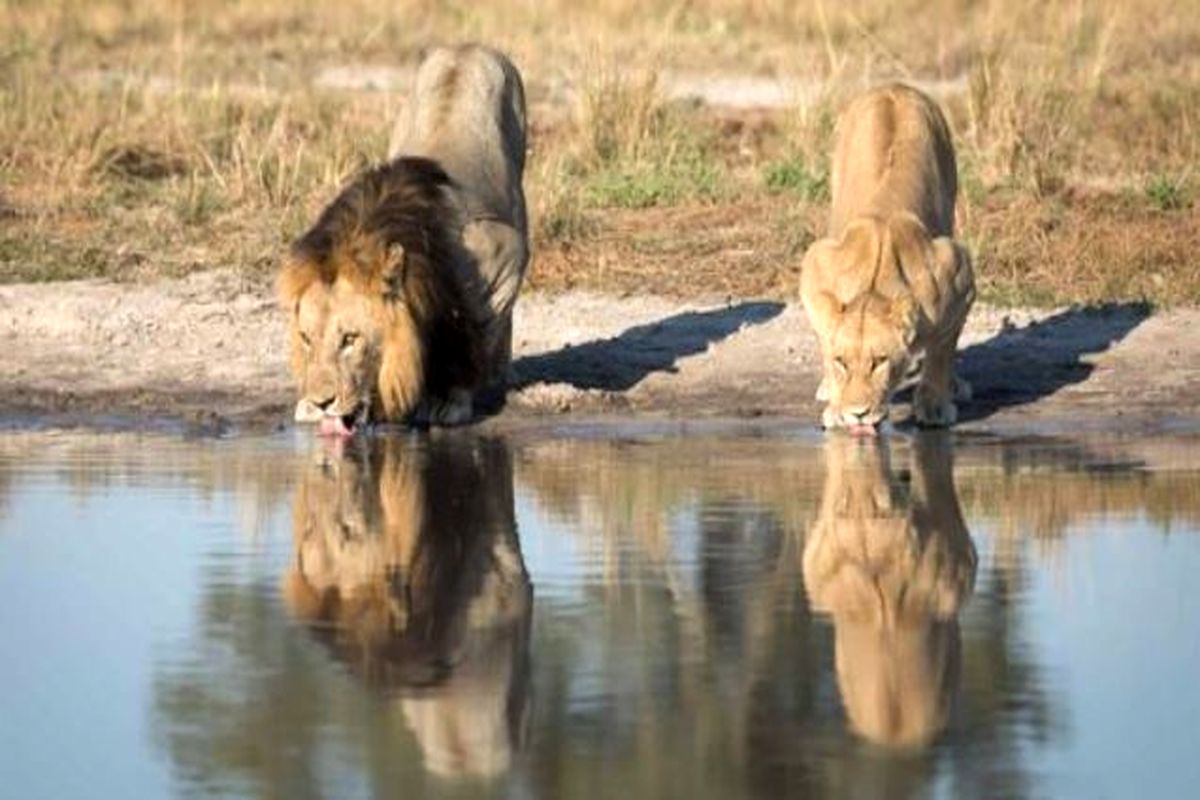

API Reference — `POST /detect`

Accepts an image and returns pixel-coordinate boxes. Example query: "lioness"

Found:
[803,434,977,749]
[283,435,531,779]
[279,45,528,433]
[801,84,975,431]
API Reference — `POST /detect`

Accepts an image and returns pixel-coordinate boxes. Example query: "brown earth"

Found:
[1,270,1197,435]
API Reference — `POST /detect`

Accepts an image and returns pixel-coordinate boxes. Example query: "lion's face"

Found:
[822,294,917,430]
[289,276,422,434]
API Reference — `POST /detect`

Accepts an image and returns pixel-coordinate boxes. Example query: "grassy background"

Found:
[0,0,1196,305]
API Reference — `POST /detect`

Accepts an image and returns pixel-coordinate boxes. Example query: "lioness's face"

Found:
[290,279,387,434]
[823,297,916,431]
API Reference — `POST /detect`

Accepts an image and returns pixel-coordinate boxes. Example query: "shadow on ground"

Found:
[955,302,1151,422]
[512,302,784,391]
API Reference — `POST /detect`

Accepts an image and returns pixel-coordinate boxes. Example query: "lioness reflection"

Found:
[803,434,977,749]
[282,435,531,779]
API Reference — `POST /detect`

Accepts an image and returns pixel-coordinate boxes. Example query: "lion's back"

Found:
[389,44,527,231]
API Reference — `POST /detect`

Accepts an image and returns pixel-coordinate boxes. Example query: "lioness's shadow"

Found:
[954,302,1150,422]
[511,302,784,391]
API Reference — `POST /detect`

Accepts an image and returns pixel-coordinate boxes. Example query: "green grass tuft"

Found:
[762,156,829,202]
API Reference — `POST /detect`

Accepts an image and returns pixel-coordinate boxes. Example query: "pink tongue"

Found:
[847,424,878,438]
[318,416,352,438]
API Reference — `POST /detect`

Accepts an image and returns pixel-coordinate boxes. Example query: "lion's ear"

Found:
[278,254,320,314]
[382,243,407,300]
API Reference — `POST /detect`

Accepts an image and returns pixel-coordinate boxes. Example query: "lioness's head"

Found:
[823,292,918,430]
[279,158,482,435]
[802,214,971,431]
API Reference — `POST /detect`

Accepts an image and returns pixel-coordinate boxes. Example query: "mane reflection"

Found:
[282,435,531,780]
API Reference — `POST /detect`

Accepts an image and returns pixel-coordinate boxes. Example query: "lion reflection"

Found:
[803,434,977,750]
[282,436,531,779]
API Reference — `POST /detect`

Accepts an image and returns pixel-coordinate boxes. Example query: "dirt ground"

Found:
[1,269,1197,435]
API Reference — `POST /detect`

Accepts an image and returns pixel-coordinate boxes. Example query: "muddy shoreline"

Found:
[3,271,1198,436]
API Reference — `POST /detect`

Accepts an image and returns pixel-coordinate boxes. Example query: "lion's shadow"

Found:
[950,302,1151,422]
[511,302,784,392]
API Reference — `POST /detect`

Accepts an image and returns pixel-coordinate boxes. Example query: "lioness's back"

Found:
[830,84,957,238]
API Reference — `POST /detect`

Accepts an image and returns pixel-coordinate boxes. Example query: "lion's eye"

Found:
[833,357,848,375]
[872,356,889,372]
[299,331,312,349]
[339,332,360,351]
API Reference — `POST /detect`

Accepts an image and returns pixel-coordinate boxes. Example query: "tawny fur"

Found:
[800,84,976,429]
[803,436,977,749]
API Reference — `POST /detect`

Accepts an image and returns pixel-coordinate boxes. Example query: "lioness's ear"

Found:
[890,295,919,348]
[800,240,846,339]
[382,243,407,300]
[931,237,976,307]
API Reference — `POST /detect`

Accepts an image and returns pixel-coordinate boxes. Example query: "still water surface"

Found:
[1,428,1199,799]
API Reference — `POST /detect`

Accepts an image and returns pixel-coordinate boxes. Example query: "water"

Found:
[2,427,1199,799]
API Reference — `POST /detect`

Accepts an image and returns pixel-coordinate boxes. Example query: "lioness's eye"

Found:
[339,332,360,351]
[833,357,848,374]
[872,356,888,372]
[299,331,312,349]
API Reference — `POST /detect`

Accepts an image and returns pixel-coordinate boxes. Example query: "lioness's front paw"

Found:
[821,405,839,430]
[914,392,958,427]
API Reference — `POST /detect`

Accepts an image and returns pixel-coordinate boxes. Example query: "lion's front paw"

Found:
[953,375,973,402]
[914,391,958,428]
[430,389,474,426]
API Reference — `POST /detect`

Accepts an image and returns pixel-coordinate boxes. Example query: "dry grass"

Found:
[0,0,1197,305]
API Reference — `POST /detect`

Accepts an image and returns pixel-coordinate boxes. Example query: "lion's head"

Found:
[279,157,483,435]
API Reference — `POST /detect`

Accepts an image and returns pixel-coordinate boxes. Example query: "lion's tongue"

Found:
[318,415,353,438]
[847,423,878,438]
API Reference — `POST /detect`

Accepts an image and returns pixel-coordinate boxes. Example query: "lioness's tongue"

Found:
[848,424,878,438]
[318,415,352,438]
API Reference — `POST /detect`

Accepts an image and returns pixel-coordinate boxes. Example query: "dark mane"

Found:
[284,156,485,404]
[291,157,452,278]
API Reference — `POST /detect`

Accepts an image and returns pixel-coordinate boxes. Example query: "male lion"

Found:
[279,45,528,433]
[800,84,975,431]
[803,434,977,749]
